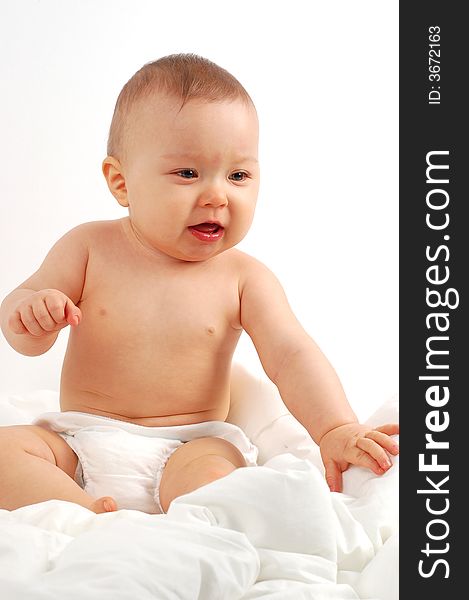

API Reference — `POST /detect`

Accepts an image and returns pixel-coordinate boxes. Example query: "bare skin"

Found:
[45,219,248,426]
[0,96,398,513]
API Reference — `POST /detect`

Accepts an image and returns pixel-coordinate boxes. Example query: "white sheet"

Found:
[0,386,398,600]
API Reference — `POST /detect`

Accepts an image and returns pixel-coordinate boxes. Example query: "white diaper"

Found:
[33,411,258,514]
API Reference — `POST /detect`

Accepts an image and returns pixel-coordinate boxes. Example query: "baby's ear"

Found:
[102,156,129,207]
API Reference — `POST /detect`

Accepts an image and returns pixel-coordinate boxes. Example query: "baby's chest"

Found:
[81,260,241,344]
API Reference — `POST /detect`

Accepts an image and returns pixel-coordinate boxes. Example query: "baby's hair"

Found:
[107,53,254,160]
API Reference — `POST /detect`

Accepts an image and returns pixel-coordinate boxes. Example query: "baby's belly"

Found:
[60,393,231,427]
[59,331,239,427]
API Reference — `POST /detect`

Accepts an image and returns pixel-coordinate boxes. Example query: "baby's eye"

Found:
[229,171,249,182]
[175,169,198,179]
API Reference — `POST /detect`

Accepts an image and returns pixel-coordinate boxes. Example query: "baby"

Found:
[0,54,398,515]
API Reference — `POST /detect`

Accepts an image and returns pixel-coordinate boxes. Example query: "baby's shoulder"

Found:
[225,250,287,310]
[63,219,123,248]
[223,249,276,281]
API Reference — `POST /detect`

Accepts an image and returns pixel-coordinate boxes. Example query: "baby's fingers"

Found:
[374,423,400,437]
[44,294,68,324]
[44,293,81,328]
[355,437,392,472]
[365,429,400,456]
[64,298,82,327]
[323,459,344,493]
[8,311,29,335]
[19,305,47,336]
[32,297,59,332]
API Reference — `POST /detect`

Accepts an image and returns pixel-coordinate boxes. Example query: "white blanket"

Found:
[0,389,398,600]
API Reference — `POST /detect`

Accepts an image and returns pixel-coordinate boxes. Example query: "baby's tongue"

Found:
[191,223,219,232]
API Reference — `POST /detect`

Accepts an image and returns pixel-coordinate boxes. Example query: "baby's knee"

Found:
[0,425,55,463]
[158,435,249,512]
[188,454,237,480]
[159,451,241,513]
[0,425,33,452]
[186,436,247,469]
[0,425,77,477]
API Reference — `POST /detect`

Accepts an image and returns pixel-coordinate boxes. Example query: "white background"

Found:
[0,0,398,421]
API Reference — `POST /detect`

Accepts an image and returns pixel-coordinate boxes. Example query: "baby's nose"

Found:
[197,186,228,208]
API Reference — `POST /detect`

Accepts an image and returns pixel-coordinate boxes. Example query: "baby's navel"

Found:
[206,326,216,335]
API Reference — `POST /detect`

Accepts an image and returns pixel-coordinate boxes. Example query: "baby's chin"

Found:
[175,244,235,263]
[174,236,246,263]
[141,227,248,263]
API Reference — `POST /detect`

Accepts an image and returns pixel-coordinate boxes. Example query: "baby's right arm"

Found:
[0,223,91,356]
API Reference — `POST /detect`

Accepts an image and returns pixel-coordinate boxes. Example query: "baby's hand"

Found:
[8,289,82,337]
[319,422,399,492]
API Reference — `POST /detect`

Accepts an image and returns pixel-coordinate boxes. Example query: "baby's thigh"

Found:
[0,424,78,478]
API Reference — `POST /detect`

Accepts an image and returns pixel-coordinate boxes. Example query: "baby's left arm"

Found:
[239,256,399,492]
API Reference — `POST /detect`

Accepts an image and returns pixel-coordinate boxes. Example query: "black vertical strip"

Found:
[400,2,466,595]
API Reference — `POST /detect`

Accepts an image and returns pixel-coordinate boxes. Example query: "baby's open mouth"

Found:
[188,222,225,242]
[189,222,222,233]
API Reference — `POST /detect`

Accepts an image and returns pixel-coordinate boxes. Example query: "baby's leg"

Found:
[0,425,116,513]
[159,436,247,513]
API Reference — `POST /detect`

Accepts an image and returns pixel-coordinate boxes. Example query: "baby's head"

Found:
[103,54,260,262]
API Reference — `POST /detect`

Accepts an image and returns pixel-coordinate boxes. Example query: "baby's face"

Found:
[116,95,259,262]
